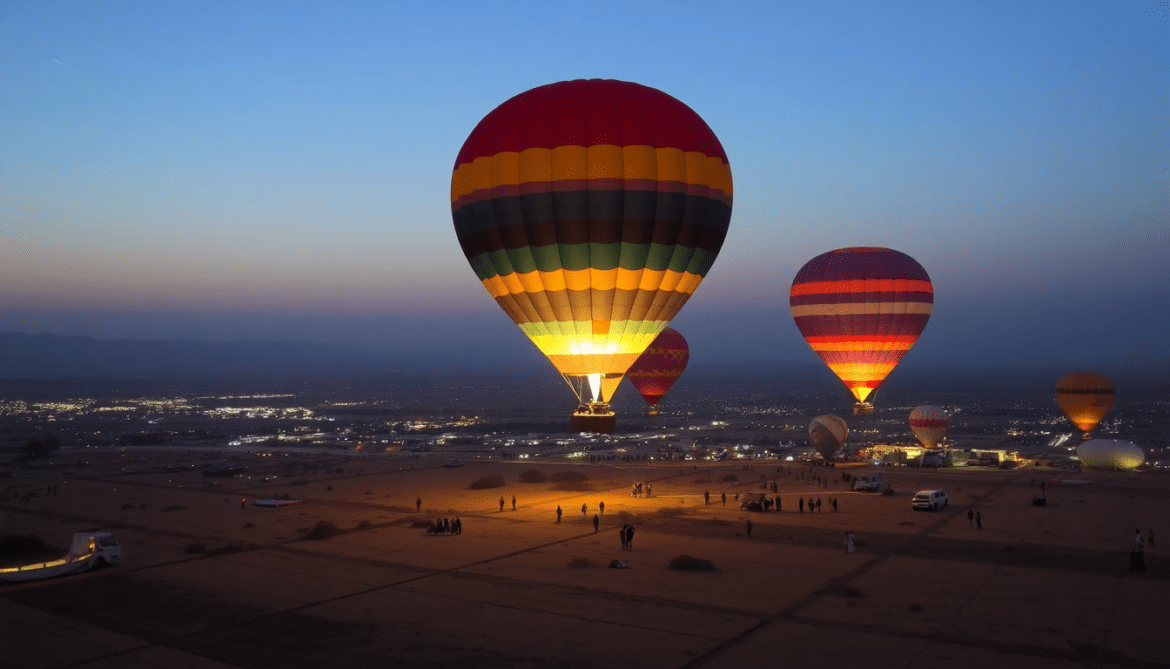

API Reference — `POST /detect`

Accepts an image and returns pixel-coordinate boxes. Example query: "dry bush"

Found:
[668,555,718,571]
[468,475,505,490]
[302,521,342,540]
[518,470,547,483]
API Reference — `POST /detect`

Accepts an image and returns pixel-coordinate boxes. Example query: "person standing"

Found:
[619,525,628,549]
[845,531,854,553]
[776,495,782,512]
[625,524,635,549]
[976,511,983,530]
[721,492,727,506]
[799,497,804,513]
[556,505,562,523]
[704,490,710,505]
[831,497,837,512]
[581,502,588,516]
[967,509,974,527]
[416,497,422,512]
[745,519,753,538]
[499,497,505,512]
[1132,528,1146,572]
[599,501,605,514]
[511,495,516,511]
[454,517,462,534]
[593,514,600,533]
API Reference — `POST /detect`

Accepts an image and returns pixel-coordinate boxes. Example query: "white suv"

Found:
[912,489,948,511]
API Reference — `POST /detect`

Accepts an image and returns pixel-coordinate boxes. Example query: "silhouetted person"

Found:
[846,531,855,553]
[799,498,804,513]
[832,497,837,512]
[556,505,562,523]
[967,509,974,527]
[721,492,727,506]
[976,511,983,529]
[745,519,753,538]
[620,525,629,549]
[581,503,588,516]
[704,490,710,505]
[593,514,599,533]
[816,497,822,513]
[416,497,422,512]
[625,525,635,549]
[776,496,781,512]
[511,495,516,511]
[241,498,246,509]
[454,517,462,534]
[599,501,605,514]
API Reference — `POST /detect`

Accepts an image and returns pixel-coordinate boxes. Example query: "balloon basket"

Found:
[646,410,660,417]
[571,410,616,434]
[853,403,875,416]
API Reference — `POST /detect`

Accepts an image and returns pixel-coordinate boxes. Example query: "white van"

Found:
[912,490,948,511]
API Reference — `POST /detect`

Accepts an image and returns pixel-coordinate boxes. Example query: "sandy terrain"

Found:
[1,450,1167,668]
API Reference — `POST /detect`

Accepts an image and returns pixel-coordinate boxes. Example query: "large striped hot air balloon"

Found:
[1055,372,1114,439]
[452,80,732,433]
[626,327,689,415]
[789,247,933,414]
[909,405,948,448]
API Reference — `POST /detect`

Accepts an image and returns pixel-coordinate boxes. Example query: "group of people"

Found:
[427,517,462,534]
[798,496,836,512]
[1130,528,1155,572]
[630,482,652,497]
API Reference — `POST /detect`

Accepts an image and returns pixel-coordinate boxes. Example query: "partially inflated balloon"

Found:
[790,247,933,414]
[452,80,732,432]
[1055,372,1114,438]
[809,415,849,460]
[909,405,948,448]
[626,327,689,415]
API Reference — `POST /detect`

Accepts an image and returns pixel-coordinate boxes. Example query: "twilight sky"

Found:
[2,0,1167,374]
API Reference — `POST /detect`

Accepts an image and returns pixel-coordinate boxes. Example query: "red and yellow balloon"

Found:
[1055,372,1114,438]
[626,327,689,415]
[790,247,933,414]
[452,80,732,432]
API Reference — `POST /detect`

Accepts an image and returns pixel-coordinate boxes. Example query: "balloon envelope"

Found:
[1055,372,1114,436]
[626,327,689,411]
[1076,439,1144,469]
[452,79,732,420]
[809,414,849,459]
[909,405,948,448]
[790,247,933,412]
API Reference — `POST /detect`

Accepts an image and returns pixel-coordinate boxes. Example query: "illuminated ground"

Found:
[1,451,1166,668]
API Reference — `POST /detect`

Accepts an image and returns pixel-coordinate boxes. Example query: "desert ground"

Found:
[1,449,1167,669]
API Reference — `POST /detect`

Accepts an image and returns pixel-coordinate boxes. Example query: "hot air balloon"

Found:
[626,327,689,415]
[789,247,933,414]
[451,80,732,433]
[1055,372,1115,438]
[809,415,849,460]
[909,405,948,449]
[1076,439,1144,470]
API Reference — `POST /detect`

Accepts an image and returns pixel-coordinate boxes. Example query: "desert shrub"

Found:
[721,473,738,482]
[549,471,588,483]
[302,521,342,540]
[468,475,505,490]
[161,504,185,512]
[518,470,548,483]
[243,522,255,528]
[567,556,595,569]
[185,542,207,554]
[356,520,371,530]
[668,555,717,571]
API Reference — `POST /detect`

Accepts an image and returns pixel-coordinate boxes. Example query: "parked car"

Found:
[912,489,948,511]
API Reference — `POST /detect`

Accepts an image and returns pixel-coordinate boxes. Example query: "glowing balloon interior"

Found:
[1055,371,1115,438]
[790,247,933,414]
[452,79,732,431]
[809,414,849,460]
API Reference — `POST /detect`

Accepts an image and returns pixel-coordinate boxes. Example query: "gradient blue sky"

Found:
[2,0,1167,373]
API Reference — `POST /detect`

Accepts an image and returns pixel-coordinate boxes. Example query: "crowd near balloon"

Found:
[451,78,1142,469]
